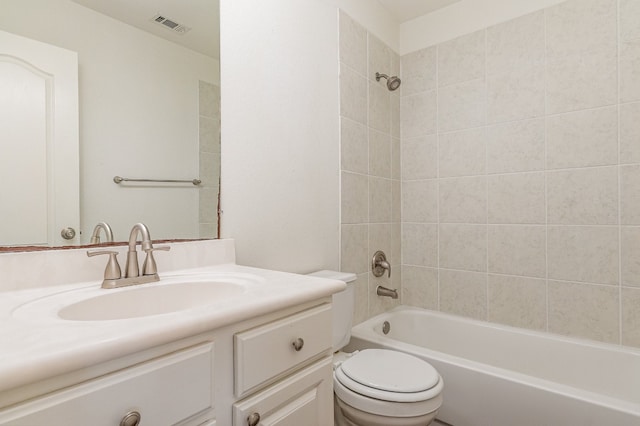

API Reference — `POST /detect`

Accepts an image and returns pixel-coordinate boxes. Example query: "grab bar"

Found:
[113,176,202,186]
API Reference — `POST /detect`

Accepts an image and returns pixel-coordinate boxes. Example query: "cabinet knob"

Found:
[119,411,141,426]
[247,412,261,426]
[292,337,304,351]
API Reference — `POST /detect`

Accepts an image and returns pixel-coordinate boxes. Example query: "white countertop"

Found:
[0,259,345,394]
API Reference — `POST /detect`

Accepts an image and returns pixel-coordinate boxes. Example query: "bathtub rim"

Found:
[349,305,640,417]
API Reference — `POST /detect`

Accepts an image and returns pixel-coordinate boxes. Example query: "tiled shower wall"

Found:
[400,0,640,348]
[338,11,402,324]
[199,81,221,238]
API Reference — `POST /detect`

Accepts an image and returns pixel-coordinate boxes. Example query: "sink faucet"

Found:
[87,223,169,289]
[89,222,114,244]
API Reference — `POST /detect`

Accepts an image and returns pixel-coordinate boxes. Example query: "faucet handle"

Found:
[142,246,171,275]
[87,250,122,280]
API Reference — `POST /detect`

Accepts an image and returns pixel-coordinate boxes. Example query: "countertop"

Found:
[0,263,345,394]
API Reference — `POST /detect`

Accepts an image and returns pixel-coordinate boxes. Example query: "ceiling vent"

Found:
[151,14,191,34]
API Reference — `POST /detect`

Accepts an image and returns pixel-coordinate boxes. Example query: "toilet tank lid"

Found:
[307,270,357,283]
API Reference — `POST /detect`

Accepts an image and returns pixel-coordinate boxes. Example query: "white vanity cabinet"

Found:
[232,303,334,426]
[0,299,335,426]
[0,343,216,426]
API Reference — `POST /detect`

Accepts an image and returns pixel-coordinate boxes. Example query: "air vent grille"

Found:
[151,14,191,34]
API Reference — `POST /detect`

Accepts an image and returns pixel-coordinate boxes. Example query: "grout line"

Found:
[484,27,490,321]
[544,6,550,334]
[617,0,623,346]
[435,43,441,312]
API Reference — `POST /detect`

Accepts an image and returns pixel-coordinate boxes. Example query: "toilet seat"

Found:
[335,350,442,403]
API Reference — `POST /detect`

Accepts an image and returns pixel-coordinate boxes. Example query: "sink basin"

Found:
[59,281,246,321]
[11,273,260,322]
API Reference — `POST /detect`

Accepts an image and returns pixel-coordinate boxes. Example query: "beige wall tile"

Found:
[392,180,401,223]
[341,224,368,274]
[547,167,618,225]
[439,269,487,320]
[438,30,485,88]
[621,0,640,41]
[548,280,619,344]
[547,226,619,285]
[400,47,436,96]
[488,225,546,278]
[620,102,640,164]
[341,118,368,174]
[402,180,438,223]
[439,177,487,223]
[402,224,438,267]
[402,135,437,180]
[369,223,392,263]
[486,10,545,75]
[391,137,401,180]
[439,128,486,178]
[488,274,546,331]
[621,226,640,287]
[488,172,545,224]
[545,0,617,114]
[402,266,438,310]
[391,95,401,139]
[621,165,640,225]
[369,82,391,134]
[369,177,392,223]
[487,68,545,124]
[620,40,640,104]
[487,119,545,174]
[339,11,367,75]
[622,287,640,348]
[546,106,618,169]
[391,223,401,265]
[340,64,367,125]
[439,224,487,272]
[401,91,437,138]
[369,130,391,178]
[368,33,392,82]
[353,272,369,325]
[199,116,219,153]
[438,79,487,133]
[341,171,368,224]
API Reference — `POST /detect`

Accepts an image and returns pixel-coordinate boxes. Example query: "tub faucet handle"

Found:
[372,250,391,278]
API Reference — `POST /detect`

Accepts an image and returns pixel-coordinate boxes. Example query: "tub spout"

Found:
[376,285,398,299]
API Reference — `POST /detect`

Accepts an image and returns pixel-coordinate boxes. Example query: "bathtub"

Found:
[345,306,640,426]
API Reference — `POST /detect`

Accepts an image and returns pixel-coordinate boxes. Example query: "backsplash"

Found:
[398,0,640,348]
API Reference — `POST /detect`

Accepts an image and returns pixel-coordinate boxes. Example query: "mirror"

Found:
[0,0,220,249]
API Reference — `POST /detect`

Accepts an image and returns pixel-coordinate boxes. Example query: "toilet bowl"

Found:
[307,271,443,426]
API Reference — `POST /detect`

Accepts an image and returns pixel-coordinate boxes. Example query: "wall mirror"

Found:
[0,0,220,249]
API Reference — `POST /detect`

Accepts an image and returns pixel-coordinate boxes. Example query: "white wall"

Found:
[0,0,219,243]
[220,0,397,272]
[400,0,568,54]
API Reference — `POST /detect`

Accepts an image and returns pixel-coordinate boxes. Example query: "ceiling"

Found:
[377,0,462,23]
[71,0,219,59]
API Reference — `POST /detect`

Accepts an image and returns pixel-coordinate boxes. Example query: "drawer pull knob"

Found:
[292,337,304,351]
[247,412,261,426]
[120,411,141,426]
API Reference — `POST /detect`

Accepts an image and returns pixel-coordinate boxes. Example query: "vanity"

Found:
[0,239,344,425]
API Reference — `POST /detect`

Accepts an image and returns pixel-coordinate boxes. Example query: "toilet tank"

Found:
[306,270,357,351]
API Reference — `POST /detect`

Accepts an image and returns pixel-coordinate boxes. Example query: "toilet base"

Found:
[335,394,438,426]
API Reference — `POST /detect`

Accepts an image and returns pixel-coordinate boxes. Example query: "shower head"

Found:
[375,72,401,91]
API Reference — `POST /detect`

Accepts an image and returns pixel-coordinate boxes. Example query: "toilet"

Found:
[308,271,443,426]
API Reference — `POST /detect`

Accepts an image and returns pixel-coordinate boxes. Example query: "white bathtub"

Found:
[345,306,640,426]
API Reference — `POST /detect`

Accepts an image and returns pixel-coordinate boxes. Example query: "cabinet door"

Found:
[0,343,214,426]
[233,357,333,426]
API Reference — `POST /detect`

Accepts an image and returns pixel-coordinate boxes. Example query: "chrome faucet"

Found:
[372,250,391,278]
[87,223,169,289]
[89,222,114,244]
[376,285,399,299]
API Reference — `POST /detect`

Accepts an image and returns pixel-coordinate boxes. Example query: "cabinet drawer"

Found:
[232,356,333,426]
[234,304,332,397]
[0,342,214,426]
